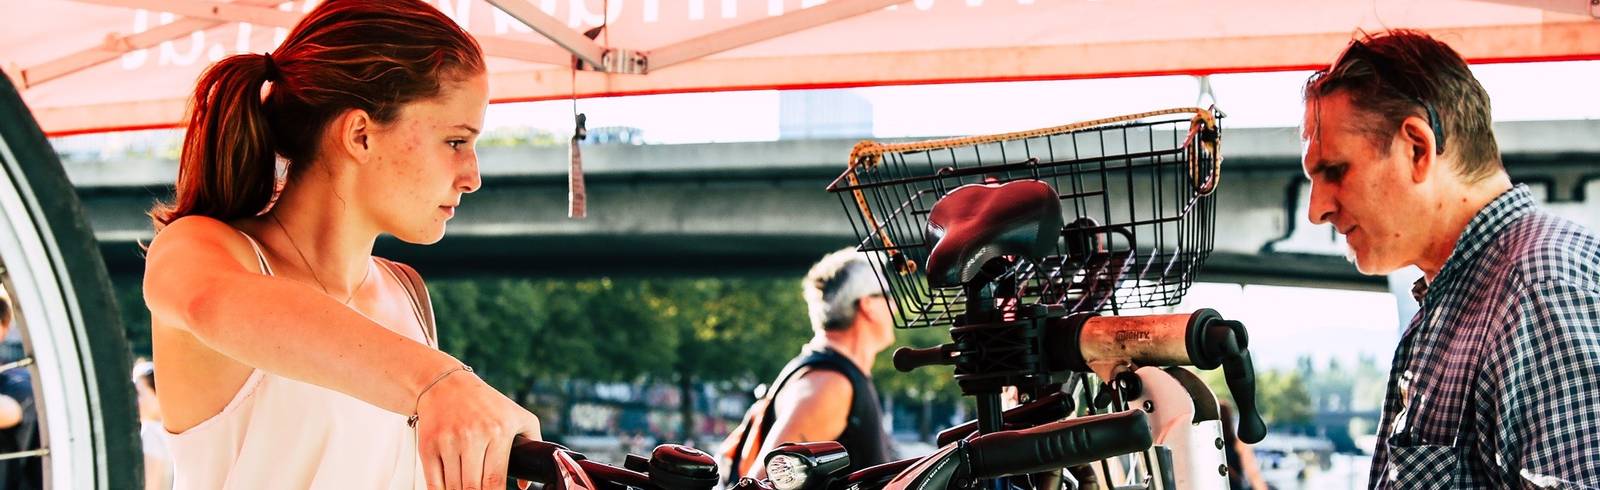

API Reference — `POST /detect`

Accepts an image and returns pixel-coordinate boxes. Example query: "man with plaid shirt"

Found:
[1300,30,1600,488]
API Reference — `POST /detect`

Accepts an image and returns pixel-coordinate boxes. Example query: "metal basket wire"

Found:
[828,108,1223,329]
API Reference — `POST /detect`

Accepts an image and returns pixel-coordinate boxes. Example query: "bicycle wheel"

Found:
[0,69,142,488]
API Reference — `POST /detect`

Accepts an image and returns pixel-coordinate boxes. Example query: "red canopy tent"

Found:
[0,2,1594,487]
[2,0,1596,136]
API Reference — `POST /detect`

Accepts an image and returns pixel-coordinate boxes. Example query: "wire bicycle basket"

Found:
[827,108,1223,329]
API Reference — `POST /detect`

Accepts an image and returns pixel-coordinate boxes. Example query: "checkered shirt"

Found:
[1367,185,1600,489]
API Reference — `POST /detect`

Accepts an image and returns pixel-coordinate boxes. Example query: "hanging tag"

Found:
[569,113,588,219]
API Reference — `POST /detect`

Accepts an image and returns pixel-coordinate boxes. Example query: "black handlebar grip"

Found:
[1198,323,1266,444]
[893,345,953,372]
[1224,349,1267,444]
[508,436,564,484]
[936,391,1072,447]
[965,410,1153,479]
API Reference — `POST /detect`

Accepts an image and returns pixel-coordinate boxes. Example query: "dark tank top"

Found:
[768,346,894,472]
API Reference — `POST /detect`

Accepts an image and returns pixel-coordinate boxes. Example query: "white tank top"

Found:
[164,231,429,489]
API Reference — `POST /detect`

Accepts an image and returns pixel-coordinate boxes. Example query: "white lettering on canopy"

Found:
[111,0,1045,71]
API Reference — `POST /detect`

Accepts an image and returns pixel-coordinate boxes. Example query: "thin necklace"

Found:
[270,214,369,305]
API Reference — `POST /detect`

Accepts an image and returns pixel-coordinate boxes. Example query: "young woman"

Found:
[141,1,538,488]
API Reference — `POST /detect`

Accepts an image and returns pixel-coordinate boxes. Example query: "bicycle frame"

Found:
[823,108,1263,490]
[510,108,1262,490]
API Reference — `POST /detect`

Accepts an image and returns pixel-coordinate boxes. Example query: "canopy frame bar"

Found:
[485,0,607,69]
[1474,0,1600,18]
[20,0,286,88]
[646,0,910,71]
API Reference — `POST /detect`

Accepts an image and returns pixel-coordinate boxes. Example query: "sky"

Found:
[1173,282,1401,372]
[56,60,1600,157]
[483,60,1600,144]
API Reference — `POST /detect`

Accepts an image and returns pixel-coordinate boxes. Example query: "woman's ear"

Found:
[333,108,374,163]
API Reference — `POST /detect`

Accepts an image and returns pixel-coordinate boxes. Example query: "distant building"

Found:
[779,90,873,140]
[586,126,646,145]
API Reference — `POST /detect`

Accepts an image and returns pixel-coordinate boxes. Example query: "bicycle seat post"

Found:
[976,391,1008,490]
[963,259,1022,490]
[960,258,1007,431]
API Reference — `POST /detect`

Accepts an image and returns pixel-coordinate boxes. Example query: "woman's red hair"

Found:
[150,0,484,231]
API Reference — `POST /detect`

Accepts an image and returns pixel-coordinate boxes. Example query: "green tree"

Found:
[430,277,679,434]
[573,278,680,381]
[1352,354,1389,413]
[1198,364,1314,429]
[1258,369,1314,427]
[873,325,962,441]
[640,278,812,442]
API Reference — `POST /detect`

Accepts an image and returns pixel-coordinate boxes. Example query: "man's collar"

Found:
[1410,184,1535,302]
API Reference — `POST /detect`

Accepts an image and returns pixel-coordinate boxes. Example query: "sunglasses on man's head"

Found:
[1327,39,1447,155]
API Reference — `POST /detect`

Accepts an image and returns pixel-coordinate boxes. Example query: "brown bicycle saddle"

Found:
[924,179,1063,288]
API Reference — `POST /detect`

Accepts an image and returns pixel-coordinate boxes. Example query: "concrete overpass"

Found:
[63,120,1600,287]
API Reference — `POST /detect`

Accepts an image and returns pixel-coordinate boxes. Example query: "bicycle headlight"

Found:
[763,442,849,490]
[766,453,809,490]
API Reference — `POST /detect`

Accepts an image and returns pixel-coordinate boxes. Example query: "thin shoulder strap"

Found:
[378,258,437,348]
[234,230,274,276]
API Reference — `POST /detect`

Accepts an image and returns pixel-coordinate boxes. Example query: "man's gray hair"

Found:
[802,248,886,332]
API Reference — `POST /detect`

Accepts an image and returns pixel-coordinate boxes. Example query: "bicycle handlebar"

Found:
[964,409,1152,479]
[508,436,656,490]
[934,391,1072,447]
[510,410,1156,490]
[891,308,1267,444]
[1047,309,1266,443]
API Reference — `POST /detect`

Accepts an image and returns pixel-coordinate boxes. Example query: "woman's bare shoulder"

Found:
[150,215,238,243]
[145,215,261,274]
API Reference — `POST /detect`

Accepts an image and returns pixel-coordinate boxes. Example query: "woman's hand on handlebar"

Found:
[416,369,542,490]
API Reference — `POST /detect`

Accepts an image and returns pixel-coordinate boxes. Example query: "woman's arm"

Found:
[147,216,539,488]
[144,216,454,414]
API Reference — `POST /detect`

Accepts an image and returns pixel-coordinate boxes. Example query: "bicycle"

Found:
[508,107,1264,490]
[827,107,1263,489]
[508,407,1151,490]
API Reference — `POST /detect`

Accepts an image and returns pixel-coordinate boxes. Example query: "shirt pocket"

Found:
[1385,442,1463,490]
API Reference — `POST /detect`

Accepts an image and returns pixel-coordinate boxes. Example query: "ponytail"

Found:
[148,0,484,233]
[149,53,278,232]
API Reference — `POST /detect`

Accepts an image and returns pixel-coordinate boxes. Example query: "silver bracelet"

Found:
[407,365,473,428]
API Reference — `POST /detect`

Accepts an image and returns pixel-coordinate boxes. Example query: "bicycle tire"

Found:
[0,69,143,488]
